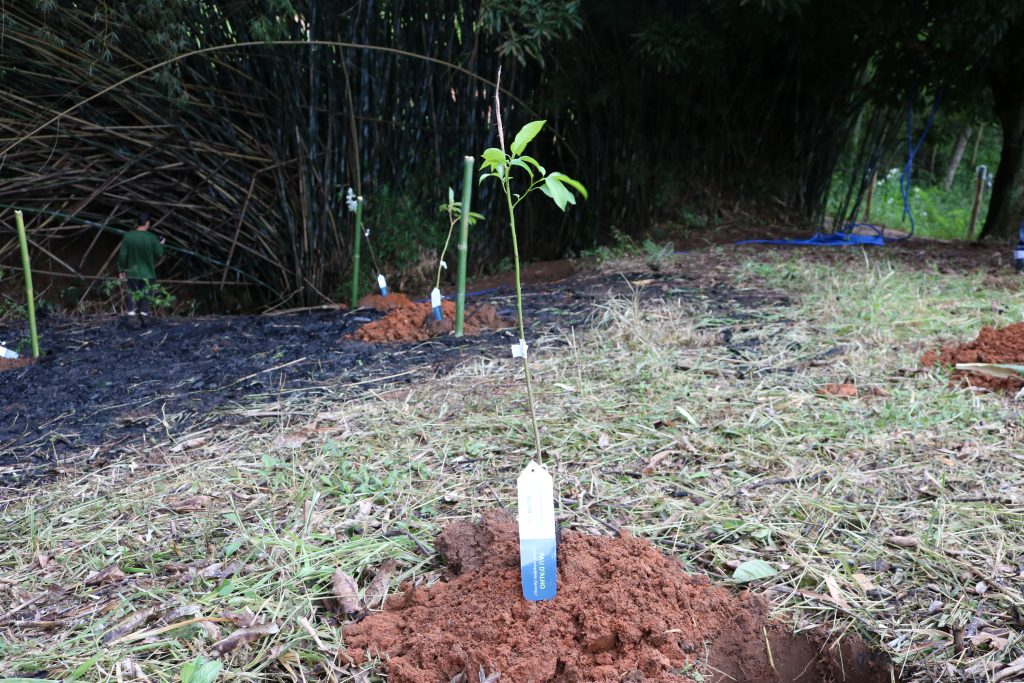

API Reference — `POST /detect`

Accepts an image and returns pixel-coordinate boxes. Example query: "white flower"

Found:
[345,187,358,213]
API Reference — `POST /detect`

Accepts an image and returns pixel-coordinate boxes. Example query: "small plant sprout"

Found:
[433,185,484,321]
[479,87,588,460]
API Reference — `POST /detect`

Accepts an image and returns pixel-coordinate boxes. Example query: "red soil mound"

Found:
[358,292,415,312]
[344,512,891,683]
[922,322,1024,393]
[353,301,512,343]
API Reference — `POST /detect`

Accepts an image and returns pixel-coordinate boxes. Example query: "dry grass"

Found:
[1,248,1022,682]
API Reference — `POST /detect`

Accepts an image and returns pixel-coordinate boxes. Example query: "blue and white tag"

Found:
[517,460,557,601]
[431,287,444,321]
[377,274,389,297]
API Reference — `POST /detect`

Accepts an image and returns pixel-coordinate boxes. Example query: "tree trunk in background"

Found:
[979,71,1024,241]
[942,125,971,191]
[969,124,985,168]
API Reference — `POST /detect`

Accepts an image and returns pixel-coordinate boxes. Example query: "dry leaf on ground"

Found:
[364,560,398,610]
[332,569,362,615]
[166,495,213,513]
[101,607,157,644]
[211,620,280,657]
[85,564,127,586]
[818,383,858,398]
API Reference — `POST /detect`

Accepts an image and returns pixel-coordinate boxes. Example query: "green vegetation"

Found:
[1,249,1021,681]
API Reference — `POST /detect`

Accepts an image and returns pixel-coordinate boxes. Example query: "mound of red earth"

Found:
[922,322,1024,393]
[344,512,892,683]
[353,295,512,343]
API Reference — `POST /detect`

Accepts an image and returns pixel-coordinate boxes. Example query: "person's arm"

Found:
[154,235,165,259]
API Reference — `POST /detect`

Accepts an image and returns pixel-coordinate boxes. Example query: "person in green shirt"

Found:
[118,211,165,317]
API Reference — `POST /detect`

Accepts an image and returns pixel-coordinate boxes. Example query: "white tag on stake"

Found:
[377,274,389,296]
[517,460,557,601]
[511,338,528,359]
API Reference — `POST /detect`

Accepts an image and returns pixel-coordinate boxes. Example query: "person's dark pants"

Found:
[126,278,154,315]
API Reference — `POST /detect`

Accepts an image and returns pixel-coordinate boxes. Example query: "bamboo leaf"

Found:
[732,559,777,583]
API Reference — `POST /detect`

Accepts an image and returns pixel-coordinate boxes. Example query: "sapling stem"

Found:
[14,210,40,358]
[494,77,544,462]
[351,196,363,308]
[455,156,474,337]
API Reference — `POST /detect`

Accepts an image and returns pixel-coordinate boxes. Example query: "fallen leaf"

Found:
[116,657,150,682]
[732,559,776,583]
[167,495,213,513]
[222,608,258,628]
[36,553,50,570]
[364,559,398,609]
[272,431,308,449]
[85,563,127,586]
[181,655,222,683]
[332,569,362,615]
[824,575,850,609]
[197,560,244,580]
[643,449,682,476]
[170,437,207,453]
[970,631,1009,651]
[478,665,501,683]
[851,573,876,592]
[975,581,988,595]
[198,620,221,641]
[598,433,610,449]
[886,535,920,549]
[866,386,891,398]
[818,383,858,398]
[211,620,279,657]
[161,603,201,622]
[101,607,157,644]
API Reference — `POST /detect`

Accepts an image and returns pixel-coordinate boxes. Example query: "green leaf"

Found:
[954,363,1024,379]
[543,175,574,211]
[510,120,546,156]
[519,155,546,176]
[548,172,589,199]
[732,559,777,583]
[509,158,535,180]
[182,656,222,683]
[481,147,505,166]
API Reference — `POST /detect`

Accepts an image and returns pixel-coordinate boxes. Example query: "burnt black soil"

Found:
[0,268,788,490]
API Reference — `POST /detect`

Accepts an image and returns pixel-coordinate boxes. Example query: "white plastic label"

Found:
[517,461,557,601]
[377,274,387,289]
[430,288,442,308]
[511,338,528,358]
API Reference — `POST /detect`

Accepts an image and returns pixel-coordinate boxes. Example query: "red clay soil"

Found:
[344,512,892,683]
[922,322,1024,393]
[359,292,416,312]
[353,300,513,343]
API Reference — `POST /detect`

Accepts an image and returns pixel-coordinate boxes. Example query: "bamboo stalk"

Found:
[455,156,474,337]
[14,210,40,358]
[351,196,363,309]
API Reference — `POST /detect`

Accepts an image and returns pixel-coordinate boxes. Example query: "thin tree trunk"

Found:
[969,123,985,168]
[979,73,1024,241]
[942,124,971,191]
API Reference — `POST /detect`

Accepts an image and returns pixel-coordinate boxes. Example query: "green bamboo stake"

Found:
[351,196,363,309]
[14,210,40,358]
[455,156,474,337]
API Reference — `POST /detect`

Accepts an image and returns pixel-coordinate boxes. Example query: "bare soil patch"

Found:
[345,513,893,683]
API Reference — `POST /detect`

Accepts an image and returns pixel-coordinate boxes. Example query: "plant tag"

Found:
[377,274,389,297]
[431,287,444,321]
[511,338,528,358]
[517,460,557,601]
